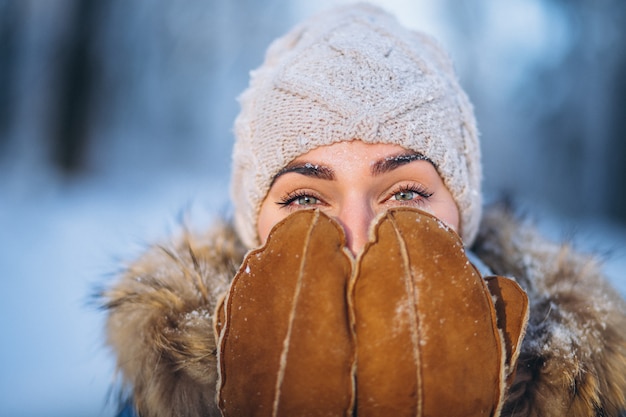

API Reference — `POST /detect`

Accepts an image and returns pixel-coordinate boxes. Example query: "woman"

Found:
[101,4,626,417]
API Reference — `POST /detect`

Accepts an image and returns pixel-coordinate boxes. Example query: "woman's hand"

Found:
[216,209,356,417]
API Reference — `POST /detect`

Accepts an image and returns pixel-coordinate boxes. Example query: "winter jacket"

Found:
[100,205,626,417]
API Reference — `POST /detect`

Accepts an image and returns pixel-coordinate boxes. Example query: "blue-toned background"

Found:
[1,1,625,415]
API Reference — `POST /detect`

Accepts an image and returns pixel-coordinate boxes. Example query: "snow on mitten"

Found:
[350,207,528,417]
[216,209,356,417]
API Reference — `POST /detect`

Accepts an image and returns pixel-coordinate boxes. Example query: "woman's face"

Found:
[257,140,460,255]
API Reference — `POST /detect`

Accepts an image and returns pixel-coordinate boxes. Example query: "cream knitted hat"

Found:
[231,3,481,248]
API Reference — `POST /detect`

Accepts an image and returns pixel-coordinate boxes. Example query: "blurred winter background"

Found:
[1,0,625,415]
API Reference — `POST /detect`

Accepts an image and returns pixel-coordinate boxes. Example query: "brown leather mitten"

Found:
[484,275,529,385]
[216,209,356,417]
[351,207,528,417]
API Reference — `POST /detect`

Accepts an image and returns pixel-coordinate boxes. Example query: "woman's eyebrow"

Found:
[271,162,335,186]
[371,152,432,176]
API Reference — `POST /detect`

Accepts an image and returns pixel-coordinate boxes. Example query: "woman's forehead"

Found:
[293,141,409,162]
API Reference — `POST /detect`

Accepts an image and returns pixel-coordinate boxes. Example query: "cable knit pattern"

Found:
[231,3,481,249]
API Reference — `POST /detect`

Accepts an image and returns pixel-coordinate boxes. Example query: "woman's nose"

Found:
[336,203,376,255]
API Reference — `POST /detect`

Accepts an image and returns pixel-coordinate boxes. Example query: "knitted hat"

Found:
[231,3,482,248]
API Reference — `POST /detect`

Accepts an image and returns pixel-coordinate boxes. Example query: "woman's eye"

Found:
[393,190,417,201]
[295,195,319,205]
[276,191,323,208]
[385,184,433,205]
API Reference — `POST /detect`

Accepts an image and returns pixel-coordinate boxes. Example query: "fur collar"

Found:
[100,206,626,417]
[473,205,626,416]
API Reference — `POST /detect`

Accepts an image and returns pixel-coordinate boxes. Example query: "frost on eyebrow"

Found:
[271,162,335,186]
[370,152,434,176]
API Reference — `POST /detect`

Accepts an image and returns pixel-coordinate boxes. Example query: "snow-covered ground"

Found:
[0,170,228,417]
[0,169,624,417]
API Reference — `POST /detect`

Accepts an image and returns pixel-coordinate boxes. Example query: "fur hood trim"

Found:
[100,206,626,417]
[100,221,247,417]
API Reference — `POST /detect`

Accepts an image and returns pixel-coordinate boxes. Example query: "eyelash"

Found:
[385,183,433,204]
[390,183,433,199]
[276,190,325,208]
